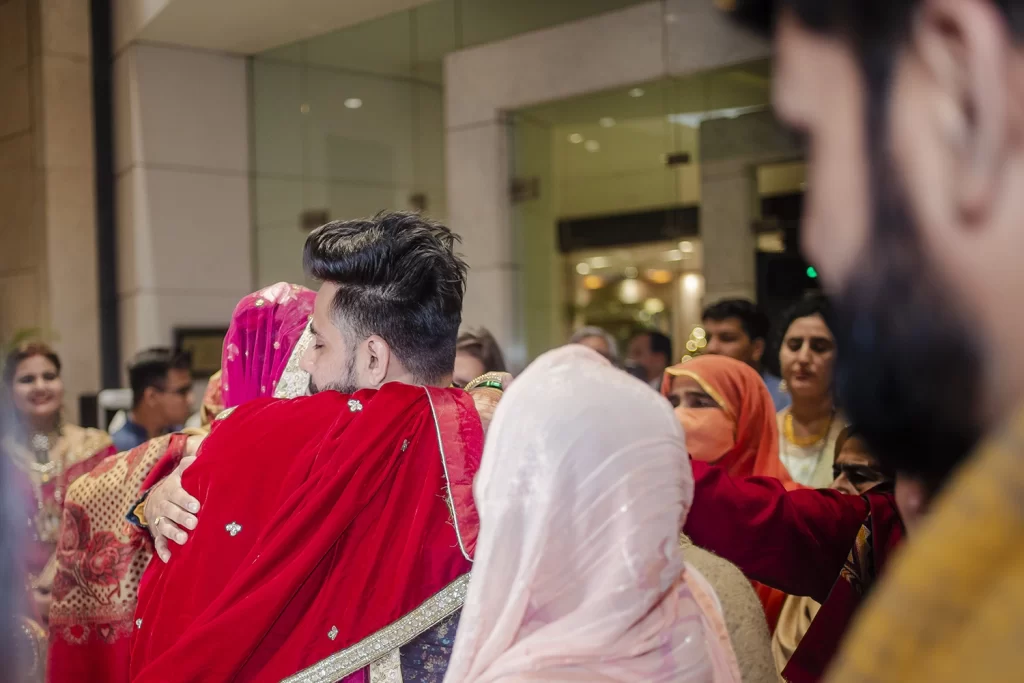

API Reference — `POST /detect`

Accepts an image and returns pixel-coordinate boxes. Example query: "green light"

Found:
[806,266,818,279]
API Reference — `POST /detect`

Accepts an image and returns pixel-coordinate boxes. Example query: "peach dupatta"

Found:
[663,355,794,486]
[444,345,740,683]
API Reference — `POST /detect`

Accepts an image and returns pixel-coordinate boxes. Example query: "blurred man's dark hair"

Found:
[633,330,672,365]
[720,0,1018,491]
[127,348,192,409]
[702,299,771,343]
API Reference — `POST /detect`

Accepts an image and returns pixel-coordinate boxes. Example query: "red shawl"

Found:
[782,495,903,683]
[663,356,797,630]
[683,462,905,682]
[130,383,482,682]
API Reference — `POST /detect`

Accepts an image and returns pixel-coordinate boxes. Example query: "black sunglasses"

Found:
[159,383,194,398]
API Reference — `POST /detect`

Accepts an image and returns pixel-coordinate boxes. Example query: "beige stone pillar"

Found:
[0,0,100,419]
[699,110,803,304]
[113,41,252,365]
[700,162,759,302]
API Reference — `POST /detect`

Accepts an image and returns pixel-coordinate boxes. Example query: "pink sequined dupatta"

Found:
[221,282,315,407]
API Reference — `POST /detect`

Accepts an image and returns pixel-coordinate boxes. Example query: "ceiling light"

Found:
[589,256,609,269]
[664,249,683,262]
[624,266,639,279]
[344,98,363,109]
[683,273,702,294]
[646,269,673,285]
[618,279,643,304]
[599,117,616,127]
[628,88,645,98]
[643,297,666,314]
[679,241,695,253]
[576,262,591,275]
[568,133,584,144]
[583,275,605,290]
[584,140,600,152]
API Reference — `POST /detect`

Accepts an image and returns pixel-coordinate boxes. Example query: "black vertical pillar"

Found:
[90,0,120,388]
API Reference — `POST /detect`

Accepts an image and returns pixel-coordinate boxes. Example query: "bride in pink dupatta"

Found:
[47,282,315,683]
[445,345,741,683]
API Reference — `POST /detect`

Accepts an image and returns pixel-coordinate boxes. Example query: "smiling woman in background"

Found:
[775,296,847,488]
[1,342,114,675]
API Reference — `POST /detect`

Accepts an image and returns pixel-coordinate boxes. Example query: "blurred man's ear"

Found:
[895,475,930,535]
[751,338,766,364]
[915,0,1014,224]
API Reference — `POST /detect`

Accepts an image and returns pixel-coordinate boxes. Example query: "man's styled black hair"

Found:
[303,211,469,385]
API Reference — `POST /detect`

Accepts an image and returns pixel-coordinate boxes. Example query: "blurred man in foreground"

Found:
[727,1,1024,681]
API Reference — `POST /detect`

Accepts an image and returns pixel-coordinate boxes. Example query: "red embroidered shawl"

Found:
[130,383,482,682]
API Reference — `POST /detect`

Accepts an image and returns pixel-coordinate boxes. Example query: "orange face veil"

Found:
[662,355,794,486]
[675,405,737,464]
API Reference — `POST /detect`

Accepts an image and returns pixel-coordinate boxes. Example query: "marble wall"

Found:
[113,42,252,371]
[0,0,100,420]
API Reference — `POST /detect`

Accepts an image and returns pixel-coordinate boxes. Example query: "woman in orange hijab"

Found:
[663,354,795,632]
[662,355,794,485]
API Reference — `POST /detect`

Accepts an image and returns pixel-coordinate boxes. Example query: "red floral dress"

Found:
[47,433,188,683]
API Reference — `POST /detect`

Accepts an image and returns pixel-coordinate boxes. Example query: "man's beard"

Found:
[829,152,984,492]
[307,353,359,395]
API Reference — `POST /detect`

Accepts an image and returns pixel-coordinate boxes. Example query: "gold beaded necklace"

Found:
[784,411,834,448]
[6,424,66,545]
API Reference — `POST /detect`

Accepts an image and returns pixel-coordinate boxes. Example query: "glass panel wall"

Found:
[510,60,806,362]
[251,0,651,287]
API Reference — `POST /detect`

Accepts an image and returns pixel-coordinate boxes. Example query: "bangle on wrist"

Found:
[127,489,152,528]
[464,372,506,392]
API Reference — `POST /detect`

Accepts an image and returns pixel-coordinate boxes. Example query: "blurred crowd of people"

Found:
[2,0,1023,681]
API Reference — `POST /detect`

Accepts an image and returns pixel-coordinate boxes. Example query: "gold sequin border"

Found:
[281,573,469,683]
[274,325,314,400]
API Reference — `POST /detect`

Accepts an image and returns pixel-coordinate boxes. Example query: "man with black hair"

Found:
[702,298,789,409]
[130,212,494,682]
[715,1,1024,681]
[110,348,193,452]
[626,329,673,390]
